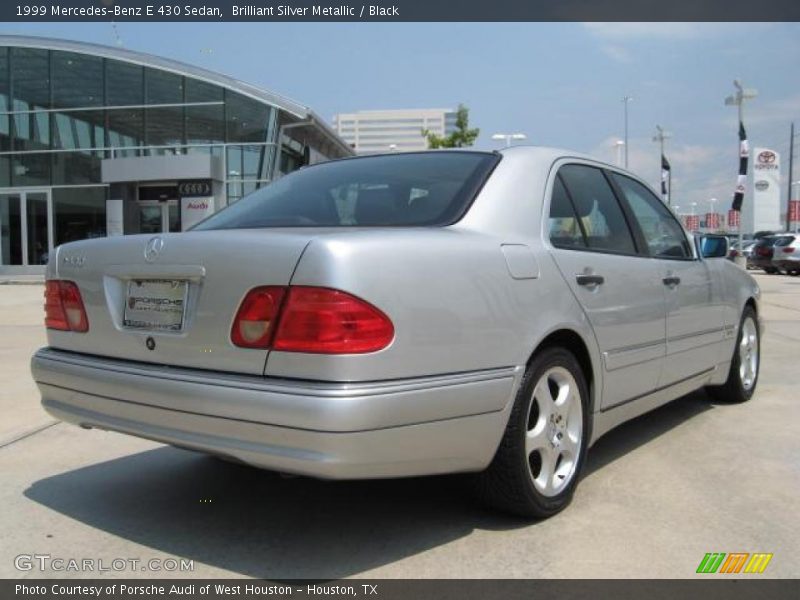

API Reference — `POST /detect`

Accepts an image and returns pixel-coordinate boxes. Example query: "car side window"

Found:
[548,175,587,249]
[558,165,637,255]
[610,173,692,259]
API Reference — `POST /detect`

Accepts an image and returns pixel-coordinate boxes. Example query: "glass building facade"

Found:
[0,36,352,274]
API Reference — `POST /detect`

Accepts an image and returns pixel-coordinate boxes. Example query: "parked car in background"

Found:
[772,234,800,275]
[31,147,762,518]
[750,236,785,273]
[729,239,757,265]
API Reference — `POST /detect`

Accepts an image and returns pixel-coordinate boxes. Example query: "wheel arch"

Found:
[526,328,599,414]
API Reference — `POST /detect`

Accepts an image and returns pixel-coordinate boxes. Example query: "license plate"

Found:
[123,279,188,332]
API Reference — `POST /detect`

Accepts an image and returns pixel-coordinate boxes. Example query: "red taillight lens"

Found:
[230,286,286,349]
[231,286,394,354]
[273,287,394,354]
[782,247,794,253]
[45,280,88,332]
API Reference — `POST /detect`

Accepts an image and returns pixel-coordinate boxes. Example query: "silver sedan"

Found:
[31,147,761,517]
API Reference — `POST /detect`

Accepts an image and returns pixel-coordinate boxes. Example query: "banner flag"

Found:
[732,121,748,211]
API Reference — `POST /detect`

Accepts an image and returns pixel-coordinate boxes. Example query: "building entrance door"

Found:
[137,200,181,234]
[0,189,53,274]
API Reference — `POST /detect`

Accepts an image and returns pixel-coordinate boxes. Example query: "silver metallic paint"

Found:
[33,146,760,478]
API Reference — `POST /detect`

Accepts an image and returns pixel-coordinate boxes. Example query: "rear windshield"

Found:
[774,236,796,247]
[194,151,499,230]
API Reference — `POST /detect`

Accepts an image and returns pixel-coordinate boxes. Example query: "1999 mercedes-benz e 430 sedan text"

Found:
[31,147,761,517]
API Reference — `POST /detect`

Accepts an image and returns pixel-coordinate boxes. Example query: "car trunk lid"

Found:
[48,229,313,375]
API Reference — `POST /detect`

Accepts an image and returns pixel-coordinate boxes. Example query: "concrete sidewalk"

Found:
[0,274,45,285]
[0,273,797,579]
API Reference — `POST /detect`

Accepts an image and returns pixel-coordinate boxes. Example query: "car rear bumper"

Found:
[773,257,800,270]
[31,348,520,479]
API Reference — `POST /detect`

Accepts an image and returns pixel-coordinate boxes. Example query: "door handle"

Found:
[576,274,605,287]
[663,276,681,286]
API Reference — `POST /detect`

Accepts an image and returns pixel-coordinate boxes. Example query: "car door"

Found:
[546,163,665,410]
[608,172,726,387]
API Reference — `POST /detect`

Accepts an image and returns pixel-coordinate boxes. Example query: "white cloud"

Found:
[599,43,633,64]
[589,135,734,210]
[727,93,800,128]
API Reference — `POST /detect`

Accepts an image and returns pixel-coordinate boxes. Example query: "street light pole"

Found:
[622,96,633,168]
[613,140,625,166]
[491,133,527,148]
[725,79,758,267]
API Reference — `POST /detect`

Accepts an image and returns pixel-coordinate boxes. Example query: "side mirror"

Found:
[700,235,730,258]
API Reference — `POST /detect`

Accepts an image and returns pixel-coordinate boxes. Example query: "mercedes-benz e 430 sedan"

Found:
[32,147,761,517]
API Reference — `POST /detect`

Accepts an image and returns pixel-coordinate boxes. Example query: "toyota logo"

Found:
[758,150,776,164]
[144,237,164,262]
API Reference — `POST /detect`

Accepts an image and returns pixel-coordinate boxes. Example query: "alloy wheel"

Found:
[738,316,759,391]
[524,366,583,497]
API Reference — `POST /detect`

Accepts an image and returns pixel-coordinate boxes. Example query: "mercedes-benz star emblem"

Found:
[144,237,165,262]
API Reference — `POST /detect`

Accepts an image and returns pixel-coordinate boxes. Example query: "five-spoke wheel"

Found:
[476,346,589,518]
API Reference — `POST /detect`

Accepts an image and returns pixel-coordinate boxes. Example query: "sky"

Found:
[2,21,800,214]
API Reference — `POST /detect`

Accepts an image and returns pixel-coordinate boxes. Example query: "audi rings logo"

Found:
[758,150,776,164]
[178,180,212,197]
[144,237,165,263]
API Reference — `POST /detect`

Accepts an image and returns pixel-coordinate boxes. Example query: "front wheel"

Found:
[707,306,760,403]
[475,347,590,518]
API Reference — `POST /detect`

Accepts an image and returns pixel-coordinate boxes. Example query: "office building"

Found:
[332,108,457,154]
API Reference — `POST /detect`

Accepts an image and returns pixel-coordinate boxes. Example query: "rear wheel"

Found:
[707,306,759,403]
[475,347,589,518]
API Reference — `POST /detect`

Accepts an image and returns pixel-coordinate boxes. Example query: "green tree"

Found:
[424,104,479,149]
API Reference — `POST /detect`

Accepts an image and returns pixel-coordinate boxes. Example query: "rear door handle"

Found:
[663,276,681,286]
[576,274,605,287]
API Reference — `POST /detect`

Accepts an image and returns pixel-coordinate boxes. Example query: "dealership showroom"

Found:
[0,36,352,276]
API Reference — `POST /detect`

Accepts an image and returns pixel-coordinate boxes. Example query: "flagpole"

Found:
[787,122,794,233]
[653,125,672,205]
[725,79,758,268]
[738,97,744,261]
[668,169,672,206]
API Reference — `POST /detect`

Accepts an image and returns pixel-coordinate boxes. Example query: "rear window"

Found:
[774,236,796,247]
[194,151,499,230]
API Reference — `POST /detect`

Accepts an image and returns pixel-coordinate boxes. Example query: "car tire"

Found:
[474,346,590,518]
[707,305,760,404]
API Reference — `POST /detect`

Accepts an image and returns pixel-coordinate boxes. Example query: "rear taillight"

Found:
[45,280,89,332]
[231,286,394,354]
[782,247,794,253]
[230,286,286,349]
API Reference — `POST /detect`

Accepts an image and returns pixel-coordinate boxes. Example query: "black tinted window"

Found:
[195,152,498,230]
[558,165,636,254]
[611,173,691,258]
[774,236,795,247]
[549,176,586,248]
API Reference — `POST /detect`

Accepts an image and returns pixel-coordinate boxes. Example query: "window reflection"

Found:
[52,187,107,246]
[11,47,49,110]
[106,60,143,106]
[52,52,103,108]
[145,68,183,104]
